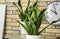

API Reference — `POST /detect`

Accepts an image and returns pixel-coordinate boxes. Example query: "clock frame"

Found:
[45,1,60,25]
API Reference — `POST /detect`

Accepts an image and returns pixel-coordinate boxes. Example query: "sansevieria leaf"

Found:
[34,9,46,32]
[24,22,33,34]
[25,13,37,35]
[13,2,21,12]
[16,20,31,34]
[31,7,38,21]
[18,0,23,11]
[25,0,30,13]
[18,13,24,21]
[37,19,59,35]
[14,0,58,35]
[33,0,38,7]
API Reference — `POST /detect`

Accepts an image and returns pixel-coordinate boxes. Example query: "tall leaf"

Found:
[18,11,28,21]
[25,13,37,35]
[28,0,30,7]
[31,7,38,21]
[16,20,31,34]
[33,0,38,7]
[34,9,46,32]
[18,0,23,12]
[13,2,21,12]
[25,0,30,13]
[18,13,24,21]
[25,22,32,34]
[37,19,59,35]
[29,6,33,17]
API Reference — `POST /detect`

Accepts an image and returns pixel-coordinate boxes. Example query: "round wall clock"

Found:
[45,2,60,25]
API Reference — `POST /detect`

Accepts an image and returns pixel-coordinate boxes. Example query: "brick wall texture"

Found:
[1,0,60,39]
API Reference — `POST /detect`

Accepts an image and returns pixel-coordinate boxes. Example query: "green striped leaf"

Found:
[16,20,31,34]
[18,0,23,11]
[25,13,37,35]
[37,19,59,35]
[34,9,46,32]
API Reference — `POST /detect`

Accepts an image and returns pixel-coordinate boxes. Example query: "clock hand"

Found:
[51,10,57,14]
[53,3,57,15]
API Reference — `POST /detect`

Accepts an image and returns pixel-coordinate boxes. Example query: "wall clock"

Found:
[45,2,60,25]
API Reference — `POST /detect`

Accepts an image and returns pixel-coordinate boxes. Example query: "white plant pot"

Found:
[26,35,44,39]
[20,21,28,35]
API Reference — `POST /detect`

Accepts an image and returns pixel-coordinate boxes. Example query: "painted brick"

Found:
[5,26,12,30]
[21,0,37,3]
[40,0,55,1]
[6,0,18,2]
[13,15,19,19]
[6,30,13,34]
[12,19,17,23]
[6,19,12,22]
[12,11,18,15]
[21,0,28,3]
[7,7,18,10]
[6,22,19,27]
[22,7,27,11]
[38,2,47,7]
[5,34,12,36]
[38,7,45,10]
[42,33,55,36]
[45,36,55,39]
[11,23,19,27]
[6,22,13,26]
[46,29,60,33]
[56,34,60,36]
[55,26,60,29]
[0,0,5,2]
[7,10,12,15]
[6,15,13,18]
[22,3,27,7]
[12,30,20,34]
[12,26,20,30]
[41,24,55,28]
[6,3,13,7]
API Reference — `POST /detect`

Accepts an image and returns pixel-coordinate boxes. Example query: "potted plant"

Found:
[13,0,59,39]
[13,0,39,34]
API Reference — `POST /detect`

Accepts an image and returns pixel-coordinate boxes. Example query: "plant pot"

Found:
[26,35,44,39]
[20,21,28,35]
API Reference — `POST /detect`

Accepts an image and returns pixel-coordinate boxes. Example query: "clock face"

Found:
[45,2,60,25]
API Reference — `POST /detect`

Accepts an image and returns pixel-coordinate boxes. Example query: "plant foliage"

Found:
[13,0,59,35]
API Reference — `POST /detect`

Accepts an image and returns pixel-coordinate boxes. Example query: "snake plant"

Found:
[13,0,59,35]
